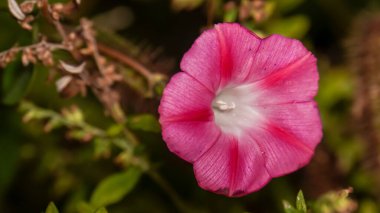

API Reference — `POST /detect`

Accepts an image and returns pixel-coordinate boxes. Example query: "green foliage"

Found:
[310,188,356,213]
[284,189,357,213]
[224,6,238,22]
[95,207,109,213]
[296,191,307,212]
[94,138,112,158]
[359,199,379,213]
[90,167,141,208]
[1,55,34,105]
[0,113,20,196]
[128,114,161,133]
[45,202,59,213]
[275,0,305,13]
[266,15,310,39]
[283,190,307,213]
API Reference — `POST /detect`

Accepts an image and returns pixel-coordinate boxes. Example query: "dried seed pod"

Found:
[36,0,43,8]
[56,75,73,92]
[59,60,86,74]
[52,3,64,12]
[21,51,29,66]
[20,1,35,14]
[1,49,18,66]
[19,15,34,30]
[51,11,60,21]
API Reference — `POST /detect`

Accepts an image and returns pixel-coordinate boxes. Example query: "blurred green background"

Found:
[1,0,380,212]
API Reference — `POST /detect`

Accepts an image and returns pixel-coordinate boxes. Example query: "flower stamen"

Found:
[213,100,236,112]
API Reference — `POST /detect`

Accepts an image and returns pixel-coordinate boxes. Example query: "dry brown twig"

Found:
[0,40,66,67]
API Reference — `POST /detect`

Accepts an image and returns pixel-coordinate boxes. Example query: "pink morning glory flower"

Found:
[158,23,322,197]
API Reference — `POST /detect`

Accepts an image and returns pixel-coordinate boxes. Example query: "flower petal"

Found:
[181,23,262,90]
[193,134,271,197]
[159,72,214,123]
[214,23,262,85]
[162,120,221,163]
[252,102,322,177]
[180,28,221,92]
[252,51,318,105]
[159,72,220,162]
[246,34,314,83]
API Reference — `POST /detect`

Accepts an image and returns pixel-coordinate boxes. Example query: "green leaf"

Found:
[90,167,141,208]
[283,200,299,213]
[45,202,59,213]
[128,114,160,133]
[276,0,304,12]
[106,124,124,136]
[94,138,111,158]
[266,15,310,39]
[296,190,307,212]
[0,111,21,196]
[1,55,34,105]
[224,7,238,22]
[95,207,109,213]
[76,202,96,213]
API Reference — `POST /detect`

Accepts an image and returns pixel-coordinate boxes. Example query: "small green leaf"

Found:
[283,200,298,213]
[266,15,310,39]
[76,202,95,213]
[95,207,109,213]
[106,124,124,136]
[44,117,63,132]
[0,118,20,195]
[45,202,59,213]
[276,0,304,12]
[94,138,111,158]
[1,55,35,105]
[128,114,160,133]
[90,167,141,208]
[224,7,238,22]
[296,190,307,212]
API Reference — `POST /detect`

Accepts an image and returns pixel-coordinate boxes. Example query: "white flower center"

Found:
[212,84,262,136]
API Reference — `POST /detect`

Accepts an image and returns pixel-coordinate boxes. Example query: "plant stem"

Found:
[147,170,190,213]
[0,41,66,57]
[97,43,155,85]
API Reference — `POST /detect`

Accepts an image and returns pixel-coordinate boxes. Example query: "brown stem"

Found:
[0,41,66,57]
[79,19,127,123]
[53,20,68,42]
[97,43,154,82]
[207,0,216,26]
[80,19,107,75]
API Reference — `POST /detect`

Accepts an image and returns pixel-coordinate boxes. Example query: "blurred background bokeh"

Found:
[1,0,380,212]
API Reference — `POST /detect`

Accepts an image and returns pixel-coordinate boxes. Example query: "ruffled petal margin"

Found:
[253,101,322,177]
[251,48,318,105]
[193,134,271,197]
[181,23,263,90]
[246,34,315,83]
